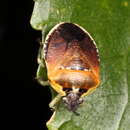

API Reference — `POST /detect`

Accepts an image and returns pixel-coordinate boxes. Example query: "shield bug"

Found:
[43,22,100,112]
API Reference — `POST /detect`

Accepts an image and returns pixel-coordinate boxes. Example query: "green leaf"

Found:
[30,0,130,130]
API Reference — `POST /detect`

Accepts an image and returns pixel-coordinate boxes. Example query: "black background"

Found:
[0,0,52,130]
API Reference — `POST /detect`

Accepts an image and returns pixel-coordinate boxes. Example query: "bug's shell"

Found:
[44,22,100,97]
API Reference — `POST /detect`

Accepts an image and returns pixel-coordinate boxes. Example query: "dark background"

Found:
[0,0,52,130]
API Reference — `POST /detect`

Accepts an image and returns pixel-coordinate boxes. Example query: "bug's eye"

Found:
[79,88,88,94]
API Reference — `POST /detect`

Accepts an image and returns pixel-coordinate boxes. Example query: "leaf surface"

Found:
[30,0,130,130]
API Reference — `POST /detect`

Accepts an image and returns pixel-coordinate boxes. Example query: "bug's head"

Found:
[62,88,84,113]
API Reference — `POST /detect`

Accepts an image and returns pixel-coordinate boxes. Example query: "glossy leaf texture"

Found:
[30,0,130,130]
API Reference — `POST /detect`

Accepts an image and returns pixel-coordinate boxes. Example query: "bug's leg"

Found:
[49,94,62,109]
[36,64,49,86]
[36,25,49,86]
[36,48,49,86]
